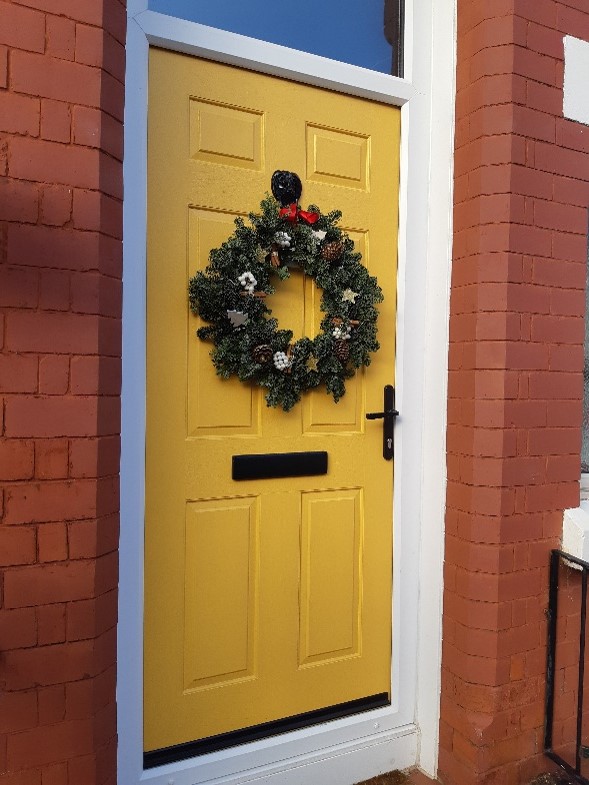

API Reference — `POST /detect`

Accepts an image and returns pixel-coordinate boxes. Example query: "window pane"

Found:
[148,0,403,76]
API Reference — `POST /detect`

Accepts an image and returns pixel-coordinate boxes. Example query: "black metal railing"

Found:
[545,549,589,784]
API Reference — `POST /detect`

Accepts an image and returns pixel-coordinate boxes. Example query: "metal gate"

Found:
[545,549,589,785]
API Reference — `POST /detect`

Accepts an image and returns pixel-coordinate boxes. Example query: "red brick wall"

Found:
[0,2,125,783]
[441,1,589,784]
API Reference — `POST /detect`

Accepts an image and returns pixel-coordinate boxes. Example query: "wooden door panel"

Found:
[189,98,265,171]
[183,497,259,690]
[306,124,370,189]
[303,234,366,431]
[299,489,363,665]
[145,48,400,754]
[187,207,258,433]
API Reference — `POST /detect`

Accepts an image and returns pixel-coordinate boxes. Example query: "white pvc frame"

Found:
[119,3,456,783]
[562,36,589,540]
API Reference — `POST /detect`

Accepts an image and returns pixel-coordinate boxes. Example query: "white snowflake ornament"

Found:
[342,289,359,304]
[274,231,292,249]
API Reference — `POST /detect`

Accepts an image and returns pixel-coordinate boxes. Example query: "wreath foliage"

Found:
[189,194,383,412]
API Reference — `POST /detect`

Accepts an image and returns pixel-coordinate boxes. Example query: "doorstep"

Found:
[356,770,439,785]
[407,771,440,785]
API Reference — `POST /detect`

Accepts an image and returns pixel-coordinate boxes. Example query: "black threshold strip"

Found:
[144,692,390,769]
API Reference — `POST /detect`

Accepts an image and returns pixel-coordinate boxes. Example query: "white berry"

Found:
[238,271,257,290]
[332,325,351,340]
[273,351,291,371]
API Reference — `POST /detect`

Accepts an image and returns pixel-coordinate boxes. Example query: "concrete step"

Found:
[356,770,439,785]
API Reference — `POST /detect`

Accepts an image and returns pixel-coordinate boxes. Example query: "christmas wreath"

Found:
[189,171,384,412]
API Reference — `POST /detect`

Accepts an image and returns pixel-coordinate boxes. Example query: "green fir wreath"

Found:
[188,186,383,412]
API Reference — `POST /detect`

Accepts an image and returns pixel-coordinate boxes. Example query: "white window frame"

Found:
[581,474,589,501]
[562,37,589,549]
[119,2,456,783]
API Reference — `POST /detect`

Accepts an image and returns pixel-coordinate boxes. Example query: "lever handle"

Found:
[366,385,399,460]
[366,409,399,420]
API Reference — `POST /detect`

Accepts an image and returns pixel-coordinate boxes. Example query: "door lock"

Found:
[366,385,399,460]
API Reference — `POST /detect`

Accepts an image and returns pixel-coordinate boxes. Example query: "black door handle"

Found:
[366,385,399,460]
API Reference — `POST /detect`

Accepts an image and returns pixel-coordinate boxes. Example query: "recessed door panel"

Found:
[306,124,370,189]
[187,207,258,434]
[183,497,259,690]
[299,489,363,665]
[190,98,264,170]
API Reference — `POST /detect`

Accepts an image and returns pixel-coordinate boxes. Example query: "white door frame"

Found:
[119,3,456,784]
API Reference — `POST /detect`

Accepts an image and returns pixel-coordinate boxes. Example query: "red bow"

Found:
[279,203,319,225]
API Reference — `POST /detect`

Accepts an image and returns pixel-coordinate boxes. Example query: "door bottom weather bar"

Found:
[144,692,390,768]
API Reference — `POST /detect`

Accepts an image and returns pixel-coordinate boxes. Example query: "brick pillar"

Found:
[441,2,589,784]
[0,2,125,783]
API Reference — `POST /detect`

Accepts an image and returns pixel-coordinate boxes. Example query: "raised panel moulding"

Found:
[183,497,259,690]
[306,124,370,190]
[304,228,367,432]
[187,207,258,435]
[190,98,264,169]
[299,489,363,666]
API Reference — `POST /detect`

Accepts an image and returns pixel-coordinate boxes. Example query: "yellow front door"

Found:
[144,49,400,755]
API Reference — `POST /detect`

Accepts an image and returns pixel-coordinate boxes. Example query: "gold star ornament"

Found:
[306,356,319,372]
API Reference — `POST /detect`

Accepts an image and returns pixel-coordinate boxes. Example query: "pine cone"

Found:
[321,241,344,262]
[334,339,350,363]
[252,344,273,364]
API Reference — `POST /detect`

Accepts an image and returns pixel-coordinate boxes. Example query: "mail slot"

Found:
[232,451,328,481]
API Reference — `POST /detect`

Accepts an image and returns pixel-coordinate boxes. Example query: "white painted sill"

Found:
[562,475,589,562]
